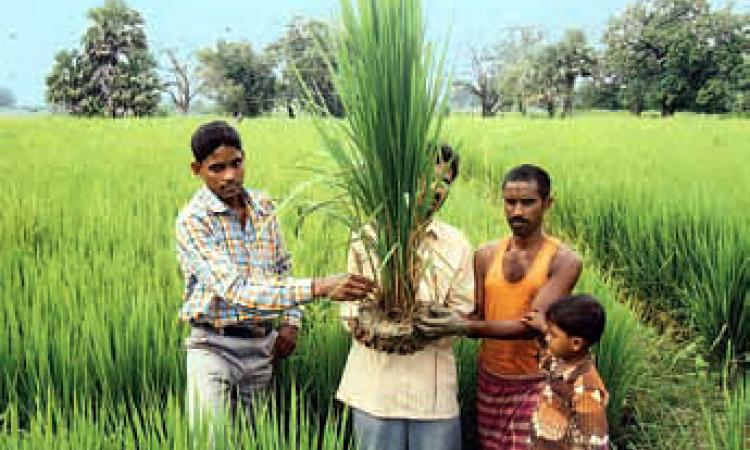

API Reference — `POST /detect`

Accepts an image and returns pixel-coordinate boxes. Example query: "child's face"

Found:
[545,323,585,360]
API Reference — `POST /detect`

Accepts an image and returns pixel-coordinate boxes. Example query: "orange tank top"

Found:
[479,235,560,377]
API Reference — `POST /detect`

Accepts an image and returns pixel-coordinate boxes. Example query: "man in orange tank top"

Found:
[418,164,582,450]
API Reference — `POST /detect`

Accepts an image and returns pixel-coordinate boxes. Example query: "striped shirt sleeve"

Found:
[269,211,303,327]
[176,214,313,312]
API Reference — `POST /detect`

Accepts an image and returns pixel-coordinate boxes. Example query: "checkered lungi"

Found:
[477,363,544,450]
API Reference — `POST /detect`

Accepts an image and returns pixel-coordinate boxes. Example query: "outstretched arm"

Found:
[418,244,582,339]
[463,244,534,338]
[467,245,582,338]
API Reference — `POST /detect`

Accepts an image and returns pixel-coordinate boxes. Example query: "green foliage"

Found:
[196,41,276,117]
[0,390,351,450]
[312,0,448,316]
[0,115,744,448]
[602,0,748,116]
[550,28,595,117]
[44,0,161,117]
[701,367,748,450]
[267,17,343,117]
[455,26,544,117]
[450,113,749,363]
[465,27,594,118]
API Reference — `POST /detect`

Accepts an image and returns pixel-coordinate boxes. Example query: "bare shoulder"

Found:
[474,241,501,267]
[551,242,583,274]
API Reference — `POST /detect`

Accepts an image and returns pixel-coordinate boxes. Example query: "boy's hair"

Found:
[191,121,242,163]
[437,144,460,182]
[502,164,551,199]
[545,294,606,348]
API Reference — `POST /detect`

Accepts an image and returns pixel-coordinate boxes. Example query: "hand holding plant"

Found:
[313,273,376,301]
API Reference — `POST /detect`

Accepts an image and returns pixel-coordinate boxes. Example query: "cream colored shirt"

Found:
[336,220,474,419]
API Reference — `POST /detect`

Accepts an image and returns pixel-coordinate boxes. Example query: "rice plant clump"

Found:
[313,0,450,353]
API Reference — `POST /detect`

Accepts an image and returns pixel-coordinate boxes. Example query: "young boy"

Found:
[524,294,609,450]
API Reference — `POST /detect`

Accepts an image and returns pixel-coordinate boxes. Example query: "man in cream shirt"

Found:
[337,145,474,450]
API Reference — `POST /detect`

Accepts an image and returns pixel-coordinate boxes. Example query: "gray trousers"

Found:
[352,408,462,450]
[185,326,277,428]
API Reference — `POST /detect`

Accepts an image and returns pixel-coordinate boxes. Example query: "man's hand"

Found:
[414,313,470,338]
[272,324,298,359]
[521,309,547,334]
[313,273,376,301]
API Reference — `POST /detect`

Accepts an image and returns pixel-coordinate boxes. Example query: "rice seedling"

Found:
[701,367,748,450]
[0,388,352,450]
[305,0,451,353]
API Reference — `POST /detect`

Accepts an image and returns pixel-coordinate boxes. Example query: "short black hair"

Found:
[437,144,460,182]
[190,121,242,163]
[545,294,606,348]
[502,164,551,199]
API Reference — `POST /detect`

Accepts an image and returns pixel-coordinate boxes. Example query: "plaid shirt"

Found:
[176,186,312,328]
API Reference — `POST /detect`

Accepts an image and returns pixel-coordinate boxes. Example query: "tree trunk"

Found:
[660,97,675,117]
[481,99,495,117]
[518,96,526,116]
[562,96,573,117]
[546,98,555,118]
[562,78,575,118]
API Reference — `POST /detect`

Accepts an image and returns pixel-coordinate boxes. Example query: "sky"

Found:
[0,0,745,106]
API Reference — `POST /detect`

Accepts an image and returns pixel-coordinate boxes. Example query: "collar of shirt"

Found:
[425,219,443,240]
[196,186,270,218]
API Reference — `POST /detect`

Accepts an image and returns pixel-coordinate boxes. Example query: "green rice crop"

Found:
[310,0,448,318]
[0,114,744,448]
[701,367,748,450]
[447,113,750,363]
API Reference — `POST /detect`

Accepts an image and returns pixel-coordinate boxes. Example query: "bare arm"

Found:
[530,245,582,313]
[468,245,488,320]
[465,244,582,339]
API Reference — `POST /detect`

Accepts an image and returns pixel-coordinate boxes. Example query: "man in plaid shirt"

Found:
[176,121,374,429]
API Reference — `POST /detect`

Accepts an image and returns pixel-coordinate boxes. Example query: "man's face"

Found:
[428,162,454,216]
[502,180,550,238]
[191,145,245,202]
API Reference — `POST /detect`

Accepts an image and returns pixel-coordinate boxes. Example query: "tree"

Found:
[528,44,563,117]
[0,87,16,108]
[554,29,595,117]
[691,8,749,113]
[496,26,544,115]
[45,0,161,117]
[197,40,276,117]
[576,72,623,111]
[46,50,89,114]
[455,48,505,117]
[603,0,748,116]
[454,27,544,117]
[267,17,343,117]
[161,49,202,114]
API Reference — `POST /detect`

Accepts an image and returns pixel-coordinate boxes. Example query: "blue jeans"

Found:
[352,408,461,450]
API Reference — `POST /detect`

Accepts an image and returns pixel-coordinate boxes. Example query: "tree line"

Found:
[44,0,748,118]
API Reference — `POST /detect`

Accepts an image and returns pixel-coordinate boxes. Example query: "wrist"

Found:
[461,320,475,337]
[312,278,321,297]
